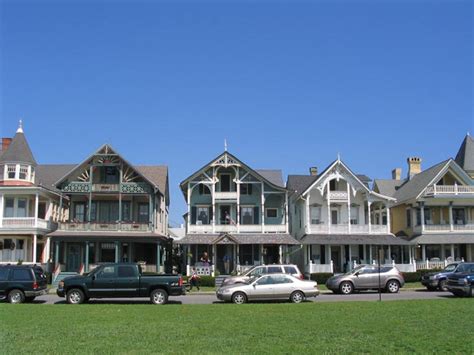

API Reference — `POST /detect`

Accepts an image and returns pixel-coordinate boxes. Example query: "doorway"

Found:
[220,205,231,224]
[67,244,82,272]
[263,245,279,264]
[331,247,341,273]
[216,244,234,275]
[331,209,339,225]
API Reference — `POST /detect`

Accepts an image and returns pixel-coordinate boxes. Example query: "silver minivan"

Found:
[221,264,303,286]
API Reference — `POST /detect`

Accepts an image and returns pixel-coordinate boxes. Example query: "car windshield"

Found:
[444,264,457,272]
[345,265,365,276]
[247,276,260,284]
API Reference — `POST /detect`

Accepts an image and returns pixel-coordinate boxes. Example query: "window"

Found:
[241,207,254,225]
[284,266,298,274]
[256,276,274,285]
[310,206,321,224]
[266,208,278,218]
[7,165,16,179]
[103,167,119,184]
[220,174,231,192]
[272,275,293,284]
[0,268,9,280]
[98,266,116,279]
[197,206,210,225]
[406,209,411,228]
[17,199,27,218]
[122,201,131,221]
[138,204,149,223]
[19,165,28,180]
[452,208,466,225]
[329,180,337,191]
[74,203,85,222]
[90,202,97,222]
[98,201,119,223]
[267,266,282,274]
[350,206,359,225]
[117,266,136,278]
[248,266,266,277]
[12,269,33,281]
[198,184,211,195]
[4,198,14,217]
[240,184,252,195]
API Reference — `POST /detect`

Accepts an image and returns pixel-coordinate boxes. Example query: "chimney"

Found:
[392,168,402,180]
[1,138,12,152]
[407,157,422,179]
[309,167,318,176]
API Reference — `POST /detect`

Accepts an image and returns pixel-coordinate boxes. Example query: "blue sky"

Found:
[0,0,472,225]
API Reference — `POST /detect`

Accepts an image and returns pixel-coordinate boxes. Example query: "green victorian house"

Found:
[178,151,298,276]
[47,144,170,281]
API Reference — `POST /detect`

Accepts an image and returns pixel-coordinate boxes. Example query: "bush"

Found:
[199,276,216,287]
[402,269,443,283]
[309,273,334,284]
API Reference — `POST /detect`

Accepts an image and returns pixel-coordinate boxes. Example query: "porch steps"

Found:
[215,275,230,288]
[52,272,78,288]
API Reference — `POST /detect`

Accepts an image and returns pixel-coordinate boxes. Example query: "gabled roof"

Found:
[180,151,287,192]
[0,129,37,166]
[455,134,474,173]
[373,179,404,198]
[286,175,318,196]
[36,164,76,191]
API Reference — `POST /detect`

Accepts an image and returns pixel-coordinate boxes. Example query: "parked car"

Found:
[0,265,48,304]
[446,263,474,297]
[57,263,185,305]
[326,265,405,294]
[221,264,303,286]
[216,273,319,304]
[421,263,460,291]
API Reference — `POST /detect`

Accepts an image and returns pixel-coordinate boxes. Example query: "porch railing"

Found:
[188,223,287,234]
[327,191,348,200]
[414,223,474,233]
[425,185,474,196]
[58,222,152,232]
[1,217,49,229]
[309,223,388,234]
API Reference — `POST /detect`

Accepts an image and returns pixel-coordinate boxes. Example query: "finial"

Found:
[224,139,228,152]
[17,119,24,133]
[467,131,470,137]
[337,152,341,161]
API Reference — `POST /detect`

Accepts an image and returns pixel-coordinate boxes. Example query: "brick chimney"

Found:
[392,168,402,180]
[407,157,422,179]
[309,167,318,176]
[1,138,12,152]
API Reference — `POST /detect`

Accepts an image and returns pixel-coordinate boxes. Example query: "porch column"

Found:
[347,184,351,234]
[54,241,59,265]
[327,245,332,264]
[422,245,426,261]
[340,245,344,271]
[187,183,191,232]
[408,246,412,263]
[363,244,367,263]
[449,202,454,231]
[367,201,372,234]
[306,192,311,234]
[420,203,425,232]
[261,182,265,233]
[327,182,331,233]
[85,241,89,272]
[34,193,39,228]
[212,181,216,233]
[0,194,3,228]
[236,175,240,233]
[212,244,217,266]
[348,245,352,269]
[156,244,161,273]
[114,241,119,263]
[260,244,264,264]
[388,245,391,262]
[32,234,37,263]
[44,237,51,263]
[236,244,240,267]
[386,205,391,233]
[279,245,283,264]
[450,244,455,259]
[285,192,289,233]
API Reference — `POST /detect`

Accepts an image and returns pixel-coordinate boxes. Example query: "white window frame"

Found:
[240,205,254,225]
[219,173,232,192]
[3,197,29,218]
[350,205,359,225]
[196,205,210,225]
[310,205,321,224]
[265,208,278,219]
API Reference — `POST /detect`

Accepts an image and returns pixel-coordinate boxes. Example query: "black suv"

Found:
[0,265,48,303]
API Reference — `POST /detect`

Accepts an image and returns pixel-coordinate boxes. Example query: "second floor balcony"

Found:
[58,221,152,232]
[188,222,287,234]
[0,217,52,230]
[62,182,152,194]
[424,185,474,197]
[308,223,389,234]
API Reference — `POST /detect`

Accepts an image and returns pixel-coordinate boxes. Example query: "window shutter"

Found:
[191,207,197,224]
[248,184,253,195]
[254,206,259,224]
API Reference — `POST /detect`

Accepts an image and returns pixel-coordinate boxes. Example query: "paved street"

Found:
[30,289,455,305]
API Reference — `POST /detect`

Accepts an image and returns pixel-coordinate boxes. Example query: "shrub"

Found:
[199,276,216,287]
[402,269,443,283]
[309,273,334,284]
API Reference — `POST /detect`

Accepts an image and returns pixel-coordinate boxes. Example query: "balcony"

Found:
[62,182,151,194]
[58,222,152,232]
[424,185,474,197]
[214,191,238,200]
[414,223,474,234]
[309,223,389,234]
[187,223,287,234]
[327,191,348,201]
[92,184,119,192]
[0,217,50,230]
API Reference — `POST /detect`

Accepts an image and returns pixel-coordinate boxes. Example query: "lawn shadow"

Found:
[53,299,183,305]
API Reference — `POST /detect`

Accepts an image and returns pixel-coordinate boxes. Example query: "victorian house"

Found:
[178,151,298,276]
[47,144,170,278]
[287,158,413,275]
[373,134,474,269]
[0,122,66,266]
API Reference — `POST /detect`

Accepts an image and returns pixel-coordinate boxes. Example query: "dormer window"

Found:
[19,165,28,180]
[3,164,33,182]
[7,165,16,179]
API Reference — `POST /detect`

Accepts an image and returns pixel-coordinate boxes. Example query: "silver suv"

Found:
[326,265,405,294]
[222,264,303,286]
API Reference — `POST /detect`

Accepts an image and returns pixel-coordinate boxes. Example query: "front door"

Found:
[331,248,341,273]
[263,245,280,264]
[67,244,82,272]
[216,244,234,275]
[220,205,231,224]
[331,210,338,224]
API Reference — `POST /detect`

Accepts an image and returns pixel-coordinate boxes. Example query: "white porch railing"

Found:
[305,261,334,274]
[1,217,49,229]
[415,259,465,270]
[58,222,151,232]
[328,191,348,200]
[425,185,474,196]
[214,191,238,200]
[415,223,474,233]
[309,223,388,234]
[188,223,287,234]
[186,264,215,276]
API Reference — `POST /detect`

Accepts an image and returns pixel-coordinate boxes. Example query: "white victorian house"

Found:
[287,158,414,275]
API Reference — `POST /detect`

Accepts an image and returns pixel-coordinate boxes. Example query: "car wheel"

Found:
[232,292,247,304]
[290,291,305,304]
[25,296,36,302]
[386,280,400,293]
[150,289,168,305]
[67,288,85,304]
[8,289,25,304]
[339,282,354,295]
[438,279,448,292]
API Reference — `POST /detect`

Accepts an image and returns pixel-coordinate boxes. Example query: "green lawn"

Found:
[1,299,472,354]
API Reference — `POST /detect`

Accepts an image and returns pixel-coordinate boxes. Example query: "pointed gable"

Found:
[455,134,474,175]
[0,130,37,166]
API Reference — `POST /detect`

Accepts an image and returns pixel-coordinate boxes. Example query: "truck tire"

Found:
[8,289,25,304]
[67,288,85,304]
[25,296,36,302]
[150,289,168,305]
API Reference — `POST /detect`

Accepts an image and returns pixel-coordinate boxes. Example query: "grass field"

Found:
[1,299,472,354]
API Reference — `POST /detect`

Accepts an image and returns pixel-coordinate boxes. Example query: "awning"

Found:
[178,233,300,245]
[301,234,413,246]
[409,233,474,245]
[47,230,170,243]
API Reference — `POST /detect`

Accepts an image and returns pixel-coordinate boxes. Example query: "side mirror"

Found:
[354,272,360,277]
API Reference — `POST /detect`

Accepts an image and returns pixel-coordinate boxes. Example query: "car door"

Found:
[115,265,139,297]
[90,265,117,297]
[354,266,378,289]
[249,275,274,300]
[271,275,295,299]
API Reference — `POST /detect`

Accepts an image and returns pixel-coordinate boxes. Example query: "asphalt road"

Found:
[28,289,456,305]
